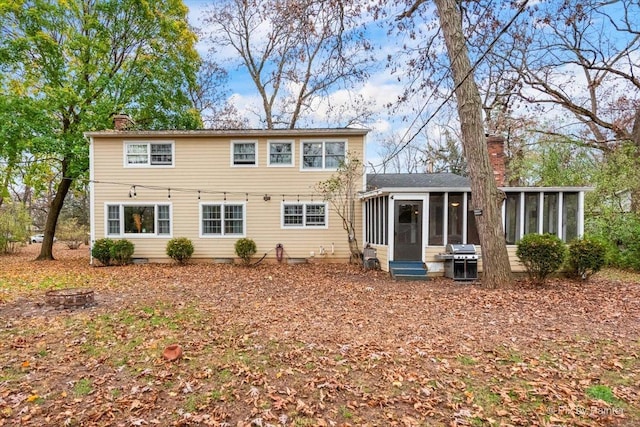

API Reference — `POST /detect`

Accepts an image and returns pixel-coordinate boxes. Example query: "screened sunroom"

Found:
[361,173,589,274]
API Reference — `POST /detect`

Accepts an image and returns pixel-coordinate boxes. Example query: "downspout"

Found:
[87,133,95,265]
[579,191,585,238]
[361,132,368,248]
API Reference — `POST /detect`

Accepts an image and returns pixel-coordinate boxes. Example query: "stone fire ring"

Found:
[45,288,95,309]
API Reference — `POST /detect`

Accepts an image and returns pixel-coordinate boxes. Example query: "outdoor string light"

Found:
[91,179,322,202]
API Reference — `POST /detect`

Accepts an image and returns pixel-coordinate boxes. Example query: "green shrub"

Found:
[567,237,607,280]
[234,238,257,265]
[57,218,89,250]
[110,239,135,265]
[586,212,640,270]
[516,233,567,284]
[91,238,114,266]
[0,202,30,254]
[610,216,640,270]
[166,237,194,264]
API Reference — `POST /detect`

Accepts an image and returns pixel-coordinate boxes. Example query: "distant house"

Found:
[87,126,589,275]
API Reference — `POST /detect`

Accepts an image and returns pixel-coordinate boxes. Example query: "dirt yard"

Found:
[0,244,638,426]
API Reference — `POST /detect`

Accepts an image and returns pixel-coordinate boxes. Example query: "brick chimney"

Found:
[487,135,506,186]
[113,114,133,131]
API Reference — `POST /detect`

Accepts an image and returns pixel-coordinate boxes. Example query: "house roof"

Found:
[364,173,593,197]
[366,173,470,190]
[84,128,370,138]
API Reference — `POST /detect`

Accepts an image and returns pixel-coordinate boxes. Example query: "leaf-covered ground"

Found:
[0,245,638,426]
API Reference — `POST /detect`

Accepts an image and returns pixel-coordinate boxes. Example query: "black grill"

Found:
[438,244,479,281]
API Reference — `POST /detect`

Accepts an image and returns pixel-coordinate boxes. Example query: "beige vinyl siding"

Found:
[370,244,389,271]
[92,133,365,262]
[506,246,525,272]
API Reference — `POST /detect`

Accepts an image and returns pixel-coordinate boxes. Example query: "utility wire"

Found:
[378,2,492,172]
[375,0,530,171]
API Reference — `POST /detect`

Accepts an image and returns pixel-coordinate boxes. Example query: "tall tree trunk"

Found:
[36,158,72,261]
[0,161,15,208]
[631,107,640,213]
[434,0,512,288]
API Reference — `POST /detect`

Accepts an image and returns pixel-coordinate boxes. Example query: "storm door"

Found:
[393,200,422,261]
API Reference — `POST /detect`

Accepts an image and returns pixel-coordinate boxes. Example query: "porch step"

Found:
[389,261,428,281]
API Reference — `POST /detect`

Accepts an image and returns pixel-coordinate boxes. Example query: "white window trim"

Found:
[123,141,175,168]
[230,140,258,167]
[104,202,173,238]
[199,201,247,238]
[299,139,347,171]
[280,202,329,229]
[267,140,295,167]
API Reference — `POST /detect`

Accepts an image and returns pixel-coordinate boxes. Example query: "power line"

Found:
[375,0,530,170]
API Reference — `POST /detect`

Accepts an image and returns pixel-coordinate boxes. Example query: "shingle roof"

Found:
[366,173,470,190]
[85,128,369,138]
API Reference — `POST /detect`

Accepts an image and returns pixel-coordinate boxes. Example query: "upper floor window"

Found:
[282,203,327,228]
[105,203,171,237]
[125,142,173,167]
[232,141,257,166]
[268,141,293,166]
[301,141,345,170]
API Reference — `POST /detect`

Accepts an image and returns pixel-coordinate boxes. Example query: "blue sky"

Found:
[182,0,425,167]
[180,1,638,171]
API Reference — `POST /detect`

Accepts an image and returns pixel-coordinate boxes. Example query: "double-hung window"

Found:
[268,141,293,166]
[125,142,173,166]
[201,203,245,236]
[232,141,257,166]
[282,203,327,228]
[107,205,121,235]
[301,141,345,170]
[105,203,172,237]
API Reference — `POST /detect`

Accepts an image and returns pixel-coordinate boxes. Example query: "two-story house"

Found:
[86,125,368,263]
[87,124,590,275]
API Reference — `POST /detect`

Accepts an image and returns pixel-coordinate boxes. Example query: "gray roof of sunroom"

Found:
[366,173,470,191]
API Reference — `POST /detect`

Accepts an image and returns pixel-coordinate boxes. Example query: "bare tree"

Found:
[376,132,426,173]
[202,0,372,129]
[422,127,467,175]
[498,0,640,150]
[393,0,514,288]
[316,154,363,264]
[492,0,640,207]
[190,59,249,129]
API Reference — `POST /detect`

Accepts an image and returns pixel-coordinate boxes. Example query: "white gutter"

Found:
[87,135,95,265]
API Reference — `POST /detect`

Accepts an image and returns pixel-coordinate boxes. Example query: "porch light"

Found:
[451,202,460,207]
[263,194,271,202]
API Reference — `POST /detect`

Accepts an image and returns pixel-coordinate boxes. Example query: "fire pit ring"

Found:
[45,288,95,309]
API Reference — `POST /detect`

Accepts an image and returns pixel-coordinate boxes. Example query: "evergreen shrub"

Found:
[516,233,567,284]
[110,239,135,265]
[166,237,194,264]
[567,237,607,280]
[235,238,257,265]
[91,238,114,266]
